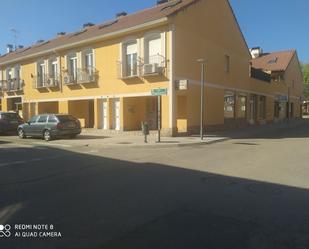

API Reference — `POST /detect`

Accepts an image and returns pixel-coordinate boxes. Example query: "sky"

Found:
[0,0,308,62]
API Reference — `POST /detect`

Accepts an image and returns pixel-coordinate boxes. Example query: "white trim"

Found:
[169,25,175,129]
[0,18,169,67]
[23,91,153,103]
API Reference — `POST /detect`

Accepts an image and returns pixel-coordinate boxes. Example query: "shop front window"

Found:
[224,92,235,119]
[259,96,266,119]
[238,95,247,118]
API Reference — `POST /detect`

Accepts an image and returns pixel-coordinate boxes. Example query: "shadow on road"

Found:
[0,144,309,249]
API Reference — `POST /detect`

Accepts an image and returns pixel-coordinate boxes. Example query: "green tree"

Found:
[301,63,309,99]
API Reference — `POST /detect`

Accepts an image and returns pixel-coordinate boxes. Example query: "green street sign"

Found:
[151,88,168,96]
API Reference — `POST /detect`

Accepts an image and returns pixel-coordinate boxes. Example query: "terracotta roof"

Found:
[0,0,199,66]
[251,50,296,72]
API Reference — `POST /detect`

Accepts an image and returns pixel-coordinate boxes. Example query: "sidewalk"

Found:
[50,119,309,148]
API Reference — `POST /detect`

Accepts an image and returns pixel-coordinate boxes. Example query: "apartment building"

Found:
[0,0,304,136]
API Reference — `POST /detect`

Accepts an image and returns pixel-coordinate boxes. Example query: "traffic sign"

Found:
[151,88,168,96]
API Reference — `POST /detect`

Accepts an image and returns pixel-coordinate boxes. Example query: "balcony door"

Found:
[145,35,161,65]
[69,56,78,81]
[39,63,46,86]
[125,43,137,77]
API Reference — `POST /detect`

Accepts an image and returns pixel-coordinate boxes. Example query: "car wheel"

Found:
[18,129,26,139]
[43,130,52,141]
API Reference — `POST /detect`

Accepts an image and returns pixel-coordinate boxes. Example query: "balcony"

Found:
[141,55,166,77]
[1,79,24,92]
[63,67,99,85]
[33,74,60,89]
[117,61,140,79]
[117,55,167,79]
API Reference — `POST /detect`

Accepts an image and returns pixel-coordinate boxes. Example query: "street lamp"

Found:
[197,58,206,140]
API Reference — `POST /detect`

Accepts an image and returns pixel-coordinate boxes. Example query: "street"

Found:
[1,122,309,249]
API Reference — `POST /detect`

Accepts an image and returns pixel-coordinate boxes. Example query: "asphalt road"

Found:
[1,122,309,249]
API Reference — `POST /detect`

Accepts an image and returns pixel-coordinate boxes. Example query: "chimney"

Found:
[116,12,127,18]
[6,44,14,53]
[250,47,263,59]
[157,0,168,4]
[57,32,66,37]
[83,22,95,29]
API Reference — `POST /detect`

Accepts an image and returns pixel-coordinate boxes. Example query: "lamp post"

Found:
[197,58,206,140]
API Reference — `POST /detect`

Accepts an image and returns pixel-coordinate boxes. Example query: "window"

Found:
[38,61,47,86]
[49,58,59,79]
[48,115,58,123]
[28,116,38,124]
[259,96,266,119]
[67,53,78,80]
[145,34,162,65]
[84,50,94,74]
[14,66,21,80]
[6,68,13,80]
[224,55,230,73]
[37,115,48,123]
[238,95,247,118]
[224,92,235,119]
[125,42,138,77]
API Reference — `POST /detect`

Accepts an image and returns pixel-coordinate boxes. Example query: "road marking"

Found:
[0,161,26,167]
[29,158,43,162]
[33,142,72,148]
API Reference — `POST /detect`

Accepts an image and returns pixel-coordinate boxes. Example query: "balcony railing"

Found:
[63,67,99,85]
[141,55,166,76]
[117,61,140,79]
[117,55,167,79]
[1,79,24,92]
[33,74,60,89]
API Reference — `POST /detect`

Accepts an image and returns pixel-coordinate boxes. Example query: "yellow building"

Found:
[0,0,304,136]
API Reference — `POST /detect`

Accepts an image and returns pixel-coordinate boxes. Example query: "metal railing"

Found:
[63,67,99,85]
[1,79,24,92]
[117,61,140,79]
[141,55,166,76]
[117,55,167,79]
[33,74,60,89]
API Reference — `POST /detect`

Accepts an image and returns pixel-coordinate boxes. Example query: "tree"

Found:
[301,63,309,99]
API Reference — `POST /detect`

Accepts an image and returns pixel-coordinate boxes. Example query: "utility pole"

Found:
[197,59,206,140]
[287,85,291,124]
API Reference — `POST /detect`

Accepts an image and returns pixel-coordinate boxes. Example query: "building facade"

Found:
[0,0,304,136]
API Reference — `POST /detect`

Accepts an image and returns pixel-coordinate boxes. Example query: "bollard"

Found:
[141,122,150,143]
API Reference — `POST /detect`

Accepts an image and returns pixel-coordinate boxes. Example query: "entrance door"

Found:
[102,100,108,130]
[113,99,120,130]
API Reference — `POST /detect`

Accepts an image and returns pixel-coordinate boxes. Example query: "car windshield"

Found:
[56,115,76,122]
[1,113,19,120]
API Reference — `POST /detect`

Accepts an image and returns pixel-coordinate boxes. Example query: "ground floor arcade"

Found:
[0,88,302,136]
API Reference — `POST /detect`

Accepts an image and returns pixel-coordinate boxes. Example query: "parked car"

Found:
[0,112,23,134]
[17,114,81,141]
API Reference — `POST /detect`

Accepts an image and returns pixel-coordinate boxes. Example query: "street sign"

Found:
[151,88,168,96]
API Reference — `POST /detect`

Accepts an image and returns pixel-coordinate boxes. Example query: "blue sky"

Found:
[0,0,308,62]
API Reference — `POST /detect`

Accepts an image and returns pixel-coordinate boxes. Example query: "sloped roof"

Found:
[251,50,296,72]
[0,0,199,66]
